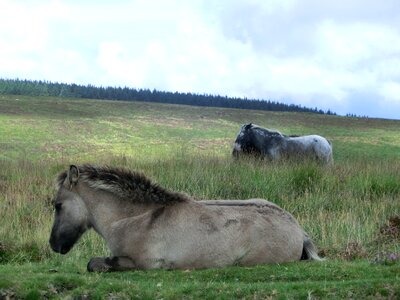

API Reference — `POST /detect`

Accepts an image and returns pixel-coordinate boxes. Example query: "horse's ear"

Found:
[68,165,80,186]
[244,123,252,130]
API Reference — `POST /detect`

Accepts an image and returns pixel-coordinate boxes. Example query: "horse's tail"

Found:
[328,139,334,165]
[324,138,334,165]
[301,235,325,261]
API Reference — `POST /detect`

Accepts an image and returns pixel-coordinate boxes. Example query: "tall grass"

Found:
[1,153,399,265]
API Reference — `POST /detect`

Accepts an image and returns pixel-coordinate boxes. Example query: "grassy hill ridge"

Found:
[1,95,399,162]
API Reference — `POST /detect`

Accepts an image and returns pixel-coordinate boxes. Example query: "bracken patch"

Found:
[340,241,368,261]
[379,215,400,240]
[0,288,16,300]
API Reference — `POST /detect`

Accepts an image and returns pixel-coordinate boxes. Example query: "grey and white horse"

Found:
[49,164,323,272]
[233,123,333,164]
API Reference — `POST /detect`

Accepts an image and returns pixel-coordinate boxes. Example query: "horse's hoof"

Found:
[87,258,111,272]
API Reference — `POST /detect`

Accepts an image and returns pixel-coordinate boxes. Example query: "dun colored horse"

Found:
[49,165,322,272]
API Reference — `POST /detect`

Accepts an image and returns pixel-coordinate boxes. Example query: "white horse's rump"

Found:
[285,135,333,164]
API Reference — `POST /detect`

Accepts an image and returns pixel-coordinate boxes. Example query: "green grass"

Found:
[1,95,400,298]
[0,260,399,299]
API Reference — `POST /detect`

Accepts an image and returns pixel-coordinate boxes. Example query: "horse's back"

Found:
[198,198,300,228]
[290,134,329,146]
[198,198,279,208]
[288,134,333,163]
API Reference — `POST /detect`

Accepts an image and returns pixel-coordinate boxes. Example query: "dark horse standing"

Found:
[233,123,333,164]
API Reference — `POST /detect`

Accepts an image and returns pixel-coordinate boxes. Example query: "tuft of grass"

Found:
[288,163,323,195]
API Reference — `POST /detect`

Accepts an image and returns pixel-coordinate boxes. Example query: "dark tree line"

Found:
[0,78,335,115]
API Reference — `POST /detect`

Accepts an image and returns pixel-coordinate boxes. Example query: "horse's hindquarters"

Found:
[148,202,306,268]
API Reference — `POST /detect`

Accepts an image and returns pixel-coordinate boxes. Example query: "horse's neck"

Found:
[77,183,149,239]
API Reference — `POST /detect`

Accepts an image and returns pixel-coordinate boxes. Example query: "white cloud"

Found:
[0,0,400,119]
[380,82,400,102]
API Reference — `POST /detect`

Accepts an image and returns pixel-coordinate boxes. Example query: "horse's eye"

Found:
[55,203,62,212]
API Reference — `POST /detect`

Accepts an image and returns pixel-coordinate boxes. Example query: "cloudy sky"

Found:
[1,0,400,119]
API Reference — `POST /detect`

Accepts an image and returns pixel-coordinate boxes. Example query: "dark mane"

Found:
[251,126,284,138]
[246,124,299,138]
[57,164,189,205]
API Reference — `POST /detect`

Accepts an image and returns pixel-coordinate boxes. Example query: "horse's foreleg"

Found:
[87,256,137,272]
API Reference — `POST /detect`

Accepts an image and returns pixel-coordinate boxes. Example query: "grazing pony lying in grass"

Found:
[50,164,323,272]
[233,123,333,164]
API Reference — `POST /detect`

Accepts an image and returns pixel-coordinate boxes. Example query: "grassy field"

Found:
[0,95,399,299]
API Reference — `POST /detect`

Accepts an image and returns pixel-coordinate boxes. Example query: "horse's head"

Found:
[232,124,285,159]
[232,123,259,157]
[49,165,90,254]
